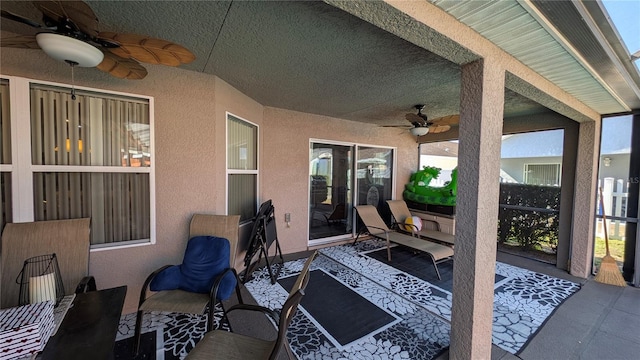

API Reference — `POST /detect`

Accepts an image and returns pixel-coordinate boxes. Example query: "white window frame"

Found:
[524,163,562,186]
[0,75,156,251]
[226,112,259,220]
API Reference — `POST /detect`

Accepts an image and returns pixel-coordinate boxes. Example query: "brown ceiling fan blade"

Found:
[33,1,99,38]
[430,114,459,126]
[96,51,148,80]
[382,125,412,128]
[381,125,413,130]
[429,124,451,134]
[0,33,39,49]
[405,113,426,124]
[99,32,196,66]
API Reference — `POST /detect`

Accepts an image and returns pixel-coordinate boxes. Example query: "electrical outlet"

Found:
[284,213,291,222]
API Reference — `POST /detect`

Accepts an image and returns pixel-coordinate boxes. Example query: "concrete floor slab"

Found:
[518,312,591,360]
[613,286,640,316]
[599,308,640,343]
[578,330,640,360]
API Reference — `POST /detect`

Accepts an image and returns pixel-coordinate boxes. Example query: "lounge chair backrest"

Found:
[355,205,390,235]
[386,200,412,224]
[1,218,91,309]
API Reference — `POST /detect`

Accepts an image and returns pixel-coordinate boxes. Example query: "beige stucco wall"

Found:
[1,48,418,313]
[261,107,418,254]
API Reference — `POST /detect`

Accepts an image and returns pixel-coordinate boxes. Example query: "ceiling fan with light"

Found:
[0,0,195,80]
[386,105,459,136]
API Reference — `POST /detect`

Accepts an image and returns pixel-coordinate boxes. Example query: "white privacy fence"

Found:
[597,177,629,240]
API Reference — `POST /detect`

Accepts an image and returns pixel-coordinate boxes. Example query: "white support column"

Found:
[450,58,504,359]
[570,120,600,277]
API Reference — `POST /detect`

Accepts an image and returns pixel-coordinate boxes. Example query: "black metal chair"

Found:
[133,214,243,354]
[186,251,318,360]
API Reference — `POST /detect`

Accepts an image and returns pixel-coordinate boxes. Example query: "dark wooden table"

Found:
[40,286,127,360]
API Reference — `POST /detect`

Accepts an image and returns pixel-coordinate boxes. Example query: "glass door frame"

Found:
[308,139,397,247]
[595,114,639,285]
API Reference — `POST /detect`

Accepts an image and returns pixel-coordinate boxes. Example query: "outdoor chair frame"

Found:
[354,205,453,280]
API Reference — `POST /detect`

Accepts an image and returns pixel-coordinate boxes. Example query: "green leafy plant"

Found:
[497,183,560,252]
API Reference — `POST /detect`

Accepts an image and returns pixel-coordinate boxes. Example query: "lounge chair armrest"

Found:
[401,222,421,237]
[364,225,391,236]
[75,276,97,293]
[422,218,442,231]
[138,264,173,307]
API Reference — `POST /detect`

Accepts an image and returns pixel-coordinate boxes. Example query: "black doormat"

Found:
[278,269,398,346]
[364,246,505,292]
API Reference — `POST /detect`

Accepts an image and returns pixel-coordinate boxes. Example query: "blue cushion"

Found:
[149,236,236,301]
[149,265,181,291]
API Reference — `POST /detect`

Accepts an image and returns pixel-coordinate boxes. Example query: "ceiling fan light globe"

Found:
[410,127,429,136]
[36,33,104,67]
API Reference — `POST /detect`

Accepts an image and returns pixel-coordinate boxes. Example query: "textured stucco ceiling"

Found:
[0,0,555,127]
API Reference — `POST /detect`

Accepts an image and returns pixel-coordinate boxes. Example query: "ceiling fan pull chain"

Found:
[66,60,78,100]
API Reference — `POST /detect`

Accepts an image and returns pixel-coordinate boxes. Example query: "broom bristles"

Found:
[594,255,627,287]
[595,187,626,287]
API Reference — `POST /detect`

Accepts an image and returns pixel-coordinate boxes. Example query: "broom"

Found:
[594,187,626,286]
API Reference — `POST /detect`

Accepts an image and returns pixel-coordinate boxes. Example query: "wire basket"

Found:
[16,254,65,306]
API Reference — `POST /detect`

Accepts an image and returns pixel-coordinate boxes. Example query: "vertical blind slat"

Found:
[0,81,10,164]
[56,92,66,165]
[0,80,11,231]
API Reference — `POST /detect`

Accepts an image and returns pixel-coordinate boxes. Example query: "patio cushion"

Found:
[150,236,236,299]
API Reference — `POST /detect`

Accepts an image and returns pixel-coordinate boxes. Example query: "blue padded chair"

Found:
[133,214,242,354]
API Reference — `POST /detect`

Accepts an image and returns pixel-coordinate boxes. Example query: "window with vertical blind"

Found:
[524,163,561,186]
[227,113,258,222]
[1,76,154,248]
[1,79,12,232]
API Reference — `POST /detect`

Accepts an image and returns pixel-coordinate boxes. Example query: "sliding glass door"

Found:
[309,143,353,242]
[309,141,395,244]
[356,146,394,222]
